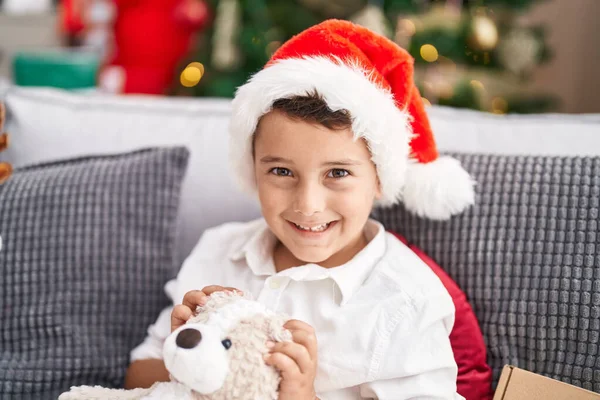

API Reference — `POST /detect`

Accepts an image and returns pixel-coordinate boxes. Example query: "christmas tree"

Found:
[179,0,556,114]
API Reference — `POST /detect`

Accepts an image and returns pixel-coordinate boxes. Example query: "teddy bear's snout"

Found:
[176,328,202,349]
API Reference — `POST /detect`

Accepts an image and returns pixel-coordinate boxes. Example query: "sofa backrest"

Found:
[4,87,600,265]
[3,86,600,391]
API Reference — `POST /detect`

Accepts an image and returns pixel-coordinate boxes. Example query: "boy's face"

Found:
[253,110,382,266]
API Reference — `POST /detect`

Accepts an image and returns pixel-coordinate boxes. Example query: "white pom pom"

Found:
[402,156,476,220]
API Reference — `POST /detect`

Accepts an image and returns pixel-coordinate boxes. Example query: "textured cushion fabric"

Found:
[373,154,600,393]
[0,147,189,399]
[389,232,493,400]
[2,88,261,267]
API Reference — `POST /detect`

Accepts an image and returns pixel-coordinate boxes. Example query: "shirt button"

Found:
[269,279,281,289]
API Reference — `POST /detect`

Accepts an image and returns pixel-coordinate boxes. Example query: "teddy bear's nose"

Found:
[176,328,202,349]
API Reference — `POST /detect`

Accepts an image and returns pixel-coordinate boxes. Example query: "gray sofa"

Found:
[1,86,599,398]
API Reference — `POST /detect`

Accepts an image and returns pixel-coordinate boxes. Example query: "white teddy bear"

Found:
[59,291,292,400]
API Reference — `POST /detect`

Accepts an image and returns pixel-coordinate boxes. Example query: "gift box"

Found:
[13,49,100,89]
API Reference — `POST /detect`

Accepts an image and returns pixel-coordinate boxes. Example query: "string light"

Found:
[420,44,439,62]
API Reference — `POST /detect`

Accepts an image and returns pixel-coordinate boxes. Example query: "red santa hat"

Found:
[229,19,475,220]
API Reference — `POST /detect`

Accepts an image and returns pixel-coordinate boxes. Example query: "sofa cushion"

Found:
[390,232,493,400]
[373,154,600,393]
[0,147,189,399]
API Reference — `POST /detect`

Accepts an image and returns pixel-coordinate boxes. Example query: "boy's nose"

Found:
[176,328,202,349]
[293,182,326,216]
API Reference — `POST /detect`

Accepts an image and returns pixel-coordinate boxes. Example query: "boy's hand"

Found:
[170,286,242,333]
[265,319,318,400]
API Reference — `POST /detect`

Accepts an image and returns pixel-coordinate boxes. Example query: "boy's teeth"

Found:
[294,222,330,232]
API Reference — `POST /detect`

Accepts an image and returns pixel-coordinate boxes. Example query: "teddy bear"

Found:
[0,103,11,185]
[58,291,292,400]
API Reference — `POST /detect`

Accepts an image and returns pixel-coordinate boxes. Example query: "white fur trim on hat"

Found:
[229,56,412,207]
[402,156,476,220]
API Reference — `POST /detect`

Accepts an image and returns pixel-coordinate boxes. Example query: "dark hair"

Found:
[252,91,352,157]
[270,90,352,130]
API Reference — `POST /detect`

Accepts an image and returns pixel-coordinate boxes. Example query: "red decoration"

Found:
[58,0,86,45]
[98,0,209,94]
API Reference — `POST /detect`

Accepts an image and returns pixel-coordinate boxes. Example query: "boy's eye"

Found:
[328,169,349,178]
[270,167,293,177]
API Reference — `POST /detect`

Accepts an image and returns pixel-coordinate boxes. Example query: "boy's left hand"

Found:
[264,319,318,400]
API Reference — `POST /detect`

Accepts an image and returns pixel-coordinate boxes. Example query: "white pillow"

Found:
[428,106,600,156]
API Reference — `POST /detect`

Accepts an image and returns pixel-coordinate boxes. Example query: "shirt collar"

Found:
[326,219,386,305]
[229,219,278,276]
[229,218,387,305]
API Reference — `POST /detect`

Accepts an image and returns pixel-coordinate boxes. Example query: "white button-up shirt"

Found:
[131,219,463,400]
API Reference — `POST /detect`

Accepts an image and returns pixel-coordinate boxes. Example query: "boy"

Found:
[125,20,474,399]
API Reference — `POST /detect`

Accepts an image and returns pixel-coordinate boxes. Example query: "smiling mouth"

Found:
[288,221,337,233]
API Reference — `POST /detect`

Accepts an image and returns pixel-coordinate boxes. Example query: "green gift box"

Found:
[13,50,100,90]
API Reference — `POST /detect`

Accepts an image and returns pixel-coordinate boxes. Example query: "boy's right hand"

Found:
[170,286,243,333]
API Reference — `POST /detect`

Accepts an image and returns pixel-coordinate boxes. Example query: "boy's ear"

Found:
[374,176,383,200]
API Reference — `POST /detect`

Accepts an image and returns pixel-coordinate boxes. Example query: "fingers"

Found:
[284,319,317,357]
[201,285,243,296]
[266,339,314,374]
[181,286,243,310]
[264,348,302,379]
[289,329,318,361]
[171,304,193,333]
[284,319,315,334]
[174,287,244,333]
[181,290,208,311]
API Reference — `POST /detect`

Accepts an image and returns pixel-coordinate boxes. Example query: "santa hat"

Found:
[229,19,475,220]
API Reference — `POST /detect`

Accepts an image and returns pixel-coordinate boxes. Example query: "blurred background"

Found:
[0,0,598,114]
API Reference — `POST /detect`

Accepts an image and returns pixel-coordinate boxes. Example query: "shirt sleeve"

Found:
[129,279,178,362]
[128,223,238,362]
[358,293,464,400]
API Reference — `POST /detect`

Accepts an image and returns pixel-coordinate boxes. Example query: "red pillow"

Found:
[389,231,493,400]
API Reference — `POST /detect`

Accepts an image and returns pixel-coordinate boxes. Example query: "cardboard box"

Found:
[494,365,600,400]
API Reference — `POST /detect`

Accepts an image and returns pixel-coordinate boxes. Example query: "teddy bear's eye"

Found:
[221,338,232,350]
